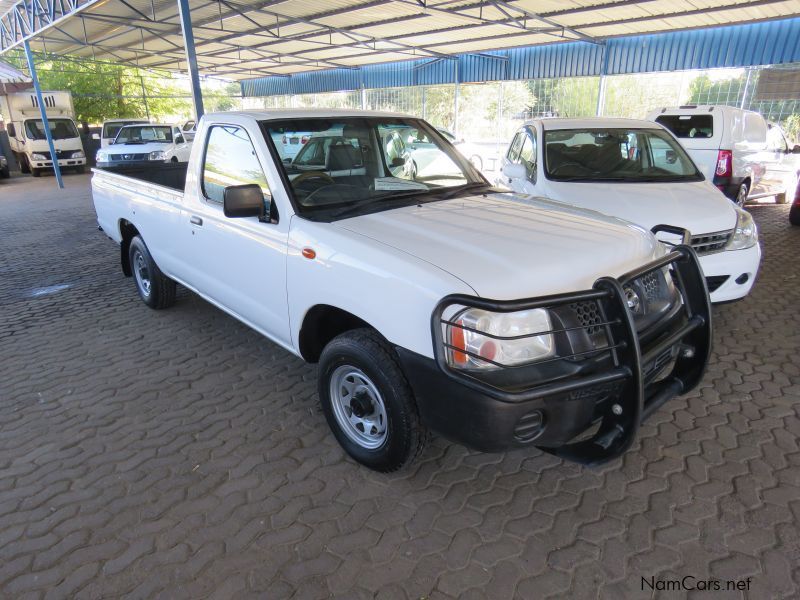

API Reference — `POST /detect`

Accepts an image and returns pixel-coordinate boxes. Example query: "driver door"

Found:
[182,123,291,345]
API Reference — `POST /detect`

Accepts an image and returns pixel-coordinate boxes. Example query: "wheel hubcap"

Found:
[329,366,388,449]
[133,250,151,296]
[737,185,747,207]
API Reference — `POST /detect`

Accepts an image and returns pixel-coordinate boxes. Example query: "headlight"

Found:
[149,151,166,161]
[96,151,108,162]
[31,153,47,161]
[72,150,85,159]
[445,307,554,370]
[726,207,758,250]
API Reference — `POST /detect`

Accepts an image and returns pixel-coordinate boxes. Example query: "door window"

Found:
[517,130,537,178]
[202,125,270,204]
[507,132,525,162]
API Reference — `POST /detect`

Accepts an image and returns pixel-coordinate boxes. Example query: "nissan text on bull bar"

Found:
[90,110,712,472]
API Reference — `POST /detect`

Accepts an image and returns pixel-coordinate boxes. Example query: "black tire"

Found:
[128,235,176,309]
[17,153,30,174]
[790,204,800,227]
[318,328,428,472]
[75,165,85,174]
[734,182,748,207]
[470,154,483,171]
[776,192,787,205]
[31,167,41,178]
[171,156,179,163]
[0,166,9,179]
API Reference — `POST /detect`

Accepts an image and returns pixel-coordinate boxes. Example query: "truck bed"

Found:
[95,162,188,191]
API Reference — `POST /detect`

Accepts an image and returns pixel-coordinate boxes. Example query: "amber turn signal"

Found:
[301,247,316,260]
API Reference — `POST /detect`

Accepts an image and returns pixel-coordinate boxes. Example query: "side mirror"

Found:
[792,145,800,154]
[223,184,268,220]
[91,133,100,140]
[502,162,527,180]
[390,157,405,168]
[6,124,16,138]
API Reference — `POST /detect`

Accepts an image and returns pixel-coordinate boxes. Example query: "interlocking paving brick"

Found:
[1,174,799,597]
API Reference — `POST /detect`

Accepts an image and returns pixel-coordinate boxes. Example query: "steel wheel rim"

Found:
[133,250,151,297]
[329,365,388,450]
[737,185,748,207]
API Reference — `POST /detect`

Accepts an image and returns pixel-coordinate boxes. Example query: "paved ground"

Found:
[1,172,799,599]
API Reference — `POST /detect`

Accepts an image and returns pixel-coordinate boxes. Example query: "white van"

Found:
[647,105,800,206]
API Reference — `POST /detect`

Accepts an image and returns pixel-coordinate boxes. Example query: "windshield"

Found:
[103,121,147,139]
[544,128,703,183]
[263,117,484,219]
[114,125,173,145]
[24,118,79,140]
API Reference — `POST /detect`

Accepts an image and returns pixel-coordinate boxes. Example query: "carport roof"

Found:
[1,0,800,81]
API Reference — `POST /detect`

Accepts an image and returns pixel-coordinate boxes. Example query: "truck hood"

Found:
[335,192,662,299]
[543,180,736,235]
[104,141,171,154]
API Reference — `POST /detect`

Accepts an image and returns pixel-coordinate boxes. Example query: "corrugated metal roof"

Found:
[242,16,800,96]
[1,0,799,81]
[0,59,29,83]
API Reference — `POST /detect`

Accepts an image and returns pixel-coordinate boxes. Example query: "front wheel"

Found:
[128,236,176,309]
[735,182,749,207]
[790,204,800,226]
[318,329,428,472]
[31,167,41,178]
[17,153,30,174]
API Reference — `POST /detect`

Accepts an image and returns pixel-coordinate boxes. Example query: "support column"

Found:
[24,40,63,189]
[740,68,754,110]
[360,86,367,110]
[140,76,151,120]
[596,42,609,117]
[177,0,204,121]
[421,86,427,120]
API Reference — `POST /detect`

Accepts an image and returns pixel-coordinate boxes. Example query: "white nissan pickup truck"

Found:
[92,109,712,472]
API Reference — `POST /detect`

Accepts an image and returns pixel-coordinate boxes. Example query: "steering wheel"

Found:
[293,171,335,186]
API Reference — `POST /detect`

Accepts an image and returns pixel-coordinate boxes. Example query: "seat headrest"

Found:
[328,143,360,171]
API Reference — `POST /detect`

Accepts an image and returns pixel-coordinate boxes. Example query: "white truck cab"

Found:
[647,105,800,206]
[98,119,149,148]
[500,117,761,303]
[0,90,86,176]
[91,109,712,472]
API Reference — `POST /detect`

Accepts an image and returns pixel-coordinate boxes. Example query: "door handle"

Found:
[190,215,203,226]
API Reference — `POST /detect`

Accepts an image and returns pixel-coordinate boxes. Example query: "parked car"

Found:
[95,124,192,167]
[0,151,9,178]
[499,117,761,303]
[288,127,414,180]
[91,110,711,472]
[97,119,149,148]
[436,128,486,171]
[647,105,800,206]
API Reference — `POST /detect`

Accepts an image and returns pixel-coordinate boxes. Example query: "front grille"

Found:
[35,150,73,160]
[570,301,603,335]
[109,153,148,161]
[638,271,661,302]
[705,275,729,293]
[691,230,732,255]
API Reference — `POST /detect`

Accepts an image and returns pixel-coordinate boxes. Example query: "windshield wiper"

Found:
[436,182,489,200]
[329,190,431,220]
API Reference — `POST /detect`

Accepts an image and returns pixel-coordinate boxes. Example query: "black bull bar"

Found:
[431,245,712,465]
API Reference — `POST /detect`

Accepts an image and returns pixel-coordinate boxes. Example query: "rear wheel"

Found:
[735,182,749,207]
[128,236,176,309]
[18,154,30,174]
[318,328,428,472]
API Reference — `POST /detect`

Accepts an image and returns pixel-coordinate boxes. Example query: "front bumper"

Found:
[698,243,761,303]
[400,246,712,465]
[32,157,87,169]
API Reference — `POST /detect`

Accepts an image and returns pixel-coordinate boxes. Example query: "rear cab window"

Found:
[655,114,714,139]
